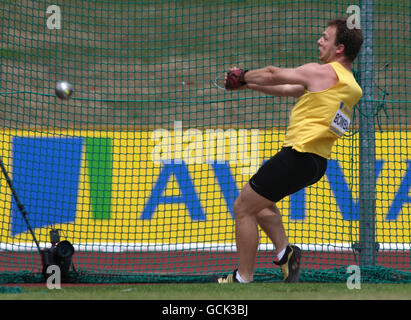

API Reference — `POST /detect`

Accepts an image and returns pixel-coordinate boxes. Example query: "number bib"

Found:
[330,108,351,137]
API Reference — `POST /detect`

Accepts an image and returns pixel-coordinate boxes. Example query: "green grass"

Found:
[1,283,411,300]
[1,0,409,129]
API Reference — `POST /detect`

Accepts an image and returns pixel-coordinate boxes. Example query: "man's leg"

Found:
[217,179,302,283]
[257,204,302,282]
[255,204,289,256]
[233,182,275,282]
[234,186,301,283]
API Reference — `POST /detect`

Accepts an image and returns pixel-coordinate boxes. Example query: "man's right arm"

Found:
[246,83,305,98]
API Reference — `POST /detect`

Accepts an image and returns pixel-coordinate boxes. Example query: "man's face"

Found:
[317,26,339,63]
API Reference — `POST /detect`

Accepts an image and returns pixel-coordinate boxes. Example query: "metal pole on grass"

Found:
[358,0,376,266]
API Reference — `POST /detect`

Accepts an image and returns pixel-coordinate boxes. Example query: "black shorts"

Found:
[249,147,327,203]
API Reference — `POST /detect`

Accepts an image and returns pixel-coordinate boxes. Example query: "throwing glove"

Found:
[225,68,248,90]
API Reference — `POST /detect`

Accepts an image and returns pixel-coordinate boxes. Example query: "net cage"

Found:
[0,0,410,283]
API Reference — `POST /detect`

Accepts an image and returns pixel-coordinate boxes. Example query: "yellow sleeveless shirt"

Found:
[283,61,362,159]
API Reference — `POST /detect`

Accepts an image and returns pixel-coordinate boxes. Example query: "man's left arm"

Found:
[243,63,319,88]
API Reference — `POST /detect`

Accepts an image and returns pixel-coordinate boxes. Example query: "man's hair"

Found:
[327,18,364,62]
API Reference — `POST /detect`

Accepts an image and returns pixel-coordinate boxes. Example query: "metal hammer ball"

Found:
[55,81,73,100]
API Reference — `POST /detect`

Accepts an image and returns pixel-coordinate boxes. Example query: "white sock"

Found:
[235,271,249,283]
[277,247,287,261]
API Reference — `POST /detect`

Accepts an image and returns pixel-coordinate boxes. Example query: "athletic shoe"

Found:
[212,269,239,283]
[273,244,301,283]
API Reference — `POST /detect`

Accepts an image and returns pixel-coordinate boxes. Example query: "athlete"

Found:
[217,18,364,283]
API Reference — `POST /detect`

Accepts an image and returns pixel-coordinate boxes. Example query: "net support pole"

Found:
[358,0,376,266]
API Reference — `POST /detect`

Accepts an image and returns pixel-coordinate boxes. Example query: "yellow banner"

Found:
[0,129,409,246]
